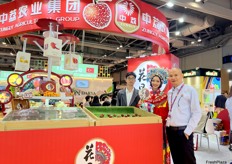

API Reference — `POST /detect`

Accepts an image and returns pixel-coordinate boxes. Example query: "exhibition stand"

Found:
[0,0,169,163]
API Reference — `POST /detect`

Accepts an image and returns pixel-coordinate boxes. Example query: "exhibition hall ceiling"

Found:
[0,0,231,72]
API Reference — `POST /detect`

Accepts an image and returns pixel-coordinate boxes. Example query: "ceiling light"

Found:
[116,47,120,49]
[227,69,231,73]
[120,45,123,48]
[166,2,174,8]
[191,41,195,44]
[178,17,184,23]
[126,56,132,59]
[197,38,202,42]
[195,0,201,2]
[10,52,14,56]
[2,42,6,45]
[175,31,180,36]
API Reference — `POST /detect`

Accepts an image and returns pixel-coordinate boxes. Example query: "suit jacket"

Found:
[116,88,140,106]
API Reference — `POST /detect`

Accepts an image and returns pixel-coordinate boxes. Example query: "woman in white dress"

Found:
[225,85,232,151]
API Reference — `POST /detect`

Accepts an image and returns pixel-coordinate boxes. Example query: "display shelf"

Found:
[31,96,73,100]
[1,107,95,131]
[84,106,162,126]
[2,119,94,131]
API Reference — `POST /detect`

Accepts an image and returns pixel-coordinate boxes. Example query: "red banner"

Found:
[0,124,163,164]
[128,54,179,93]
[0,0,169,52]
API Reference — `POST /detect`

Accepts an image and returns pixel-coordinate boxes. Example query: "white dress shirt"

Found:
[167,83,202,135]
[225,97,232,129]
[126,88,134,106]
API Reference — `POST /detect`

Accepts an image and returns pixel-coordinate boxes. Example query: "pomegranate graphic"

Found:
[72,58,78,64]
[50,42,59,50]
[83,2,112,29]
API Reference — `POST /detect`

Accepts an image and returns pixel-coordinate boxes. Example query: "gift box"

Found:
[15,51,31,71]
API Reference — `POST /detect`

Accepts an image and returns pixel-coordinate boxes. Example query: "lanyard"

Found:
[170,83,184,112]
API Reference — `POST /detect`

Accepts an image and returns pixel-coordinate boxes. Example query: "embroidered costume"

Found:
[143,89,170,164]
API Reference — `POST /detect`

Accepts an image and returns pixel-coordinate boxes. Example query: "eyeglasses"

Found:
[127,77,135,80]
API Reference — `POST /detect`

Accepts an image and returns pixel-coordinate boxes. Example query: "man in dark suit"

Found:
[116,72,140,106]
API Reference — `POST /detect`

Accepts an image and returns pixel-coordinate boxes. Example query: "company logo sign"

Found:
[205,71,218,76]
[115,0,140,33]
[183,71,197,77]
[75,139,114,164]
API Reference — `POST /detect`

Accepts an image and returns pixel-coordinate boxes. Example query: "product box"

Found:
[84,106,162,126]
[43,37,62,58]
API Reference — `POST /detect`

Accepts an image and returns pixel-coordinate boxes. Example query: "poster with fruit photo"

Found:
[128,54,179,93]
[15,51,31,72]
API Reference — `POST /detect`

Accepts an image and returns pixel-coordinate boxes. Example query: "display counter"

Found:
[0,107,163,164]
[84,106,162,126]
[1,107,94,131]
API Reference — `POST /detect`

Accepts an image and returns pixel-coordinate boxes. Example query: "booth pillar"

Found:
[221,68,229,92]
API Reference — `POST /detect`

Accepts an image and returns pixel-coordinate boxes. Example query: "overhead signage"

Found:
[0,0,169,52]
[205,71,218,77]
[183,68,220,78]
[183,71,197,77]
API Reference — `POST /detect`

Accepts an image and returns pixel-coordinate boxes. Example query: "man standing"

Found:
[166,68,201,164]
[116,72,140,106]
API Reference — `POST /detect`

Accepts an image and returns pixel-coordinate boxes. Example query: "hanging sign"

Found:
[44,37,62,58]
[64,53,79,70]
[15,51,31,71]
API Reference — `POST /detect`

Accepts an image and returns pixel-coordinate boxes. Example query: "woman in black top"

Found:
[90,96,101,106]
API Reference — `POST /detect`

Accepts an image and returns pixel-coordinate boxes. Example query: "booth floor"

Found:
[170,135,232,164]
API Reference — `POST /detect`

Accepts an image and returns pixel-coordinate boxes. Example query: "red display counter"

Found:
[0,124,162,164]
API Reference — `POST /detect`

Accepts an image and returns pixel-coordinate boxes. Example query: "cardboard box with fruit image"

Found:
[43,37,62,58]
[15,51,31,71]
[84,106,162,126]
[64,53,81,70]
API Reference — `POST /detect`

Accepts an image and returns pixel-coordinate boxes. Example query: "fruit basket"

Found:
[84,106,162,126]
